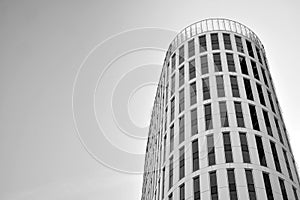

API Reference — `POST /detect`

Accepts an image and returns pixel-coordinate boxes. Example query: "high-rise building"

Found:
[141,18,300,200]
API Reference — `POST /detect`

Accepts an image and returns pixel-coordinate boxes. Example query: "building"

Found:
[141,18,300,200]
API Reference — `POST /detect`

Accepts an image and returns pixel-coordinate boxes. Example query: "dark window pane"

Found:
[219,101,229,127]
[249,104,260,131]
[244,78,254,100]
[180,184,185,200]
[209,171,218,200]
[193,176,200,200]
[190,82,197,105]
[283,149,294,181]
[179,45,184,65]
[216,75,225,97]
[267,91,276,113]
[200,55,208,74]
[199,35,207,53]
[189,59,196,80]
[263,110,272,136]
[207,135,215,166]
[255,135,267,167]
[263,172,274,200]
[256,83,266,106]
[205,103,213,130]
[179,65,184,87]
[245,169,257,200]
[251,60,260,80]
[227,169,238,200]
[179,89,185,113]
[213,53,222,72]
[191,109,198,135]
[223,33,232,50]
[234,102,245,127]
[235,35,244,53]
[226,53,235,72]
[179,147,185,179]
[246,40,254,58]
[179,115,185,143]
[211,33,219,50]
[188,39,195,58]
[171,54,176,72]
[261,68,269,87]
[169,156,173,189]
[270,141,281,172]
[192,139,199,171]
[230,76,240,97]
[239,55,248,75]
[274,117,284,144]
[240,132,251,163]
[223,132,233,162]
[256,46,263,64]
[170,97,175,122]
[202,77,210,100]
[170,125,174,153]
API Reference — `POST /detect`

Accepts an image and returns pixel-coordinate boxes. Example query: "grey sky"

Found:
[1,0,300,199]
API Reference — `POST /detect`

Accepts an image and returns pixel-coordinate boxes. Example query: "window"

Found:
[207,134,215,166]
[219,101,229,127]
[216,75,225,97]
[239,132,251,163]
[209,171,218,200]
[170,97,175,122]
[171,54,176,72]
[179,45,184,65]
[179,65,184,87]
[179,184,185,200]
[230,75,240,97]
[199,35,207,53]
[179,147,185,180]
[213,53,222,72]
[205,103,213,130]
[168,193,173,200]
[244,78,254,100]
[193,176,200,200]
[245,169,256,200]
[188,39,195,58]
[262,172,274,200]
[223,33,232,50]
[223,132,233,163]
[226,53,236,72]
[251,60,260,80]
[246,40,254,58]
[179,115,185,143]
[211,33,219,50]
[256,83,266,106]
[255,135,267,167]
[274,117,284,144]
[261,68,269,87]
[239,55,248,75]
[267,91,275,113]
[270,141,281,172]
[179,89,185,113]
[171,74,175,95]
[263,110,272,136]
[256,47,262,63]
[192,139,199,171]
[235,35,244,53]
[191,109,198,135]
[249,104,260,131]
[164,107,168,132]
[190,82,197,105]
[189,59,196,80]
[169,156,173,189]
[200,55,208,74]
[202,77,210,100]
[227,169,238,200]
[234,102,245,127]
[170,125,174,153]
[279,178,288,200]
[282,148,293,181]
[293,187,299,200]
[162,167,165,198]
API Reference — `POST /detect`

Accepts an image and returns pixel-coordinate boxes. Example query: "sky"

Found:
[1,0,300,199]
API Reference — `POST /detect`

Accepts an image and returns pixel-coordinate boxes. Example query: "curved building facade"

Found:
[141,18,300,200]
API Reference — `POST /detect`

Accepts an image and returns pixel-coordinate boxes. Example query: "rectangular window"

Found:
[207,134,215,166]
[293,187,299,200]
[179,115,185,143]
[188,39,195,58]
[205,103,213,130]
[219,101,229,127]
[261,68,269,87]
[171,74,175,95]
[227,169,238,200]
[274,117,284,144]
[230,75,240,97]
[263,110,272,136]
[211,33,219,50]
[226,53,236,72]
[249,104,260,131]
[209,171,218,200]
[216,75,225,97]
[267,91,275,113]
[189,59,196,80]
[256,47,263,63]
[283,148,293,181]
[245,169,256,200]
[223,132,233,163]
[239,55,248,75]
[179,45,184,65]
[235,35,244,53]
[202,77,210,100]
[240,132,251,163]
[246,40,254,58]
[179,147,185,180]
[171,54,176,72]
[191,109,198,135]
[255,135,267,167]
[223,33,232,50]
[256,83,266,106]
[170,98,175,122]
[179,65,184,87]
[193,176,200,200]
[192,139,199,171]
[179,184,185,200]
[213,53,222,72]
[190,82,197,105]
[199,35,207,53]
[251,60,260,80]
[244,78,254,100]
[179,89,185,113]
[234,102,245,127]
[263,172,274,200]
[169,193,173,200]
[164,107,168,132]
[270,141,281,172]
[162,167,165,198]
[170,125,174,153]
[200,55,208,74]
[169,156,173,189]
[163,134,167,163]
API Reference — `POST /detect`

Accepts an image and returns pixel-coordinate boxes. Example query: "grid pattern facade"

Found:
[141,18,300,200]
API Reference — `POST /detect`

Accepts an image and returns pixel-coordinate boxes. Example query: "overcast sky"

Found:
[1,0,300,199]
